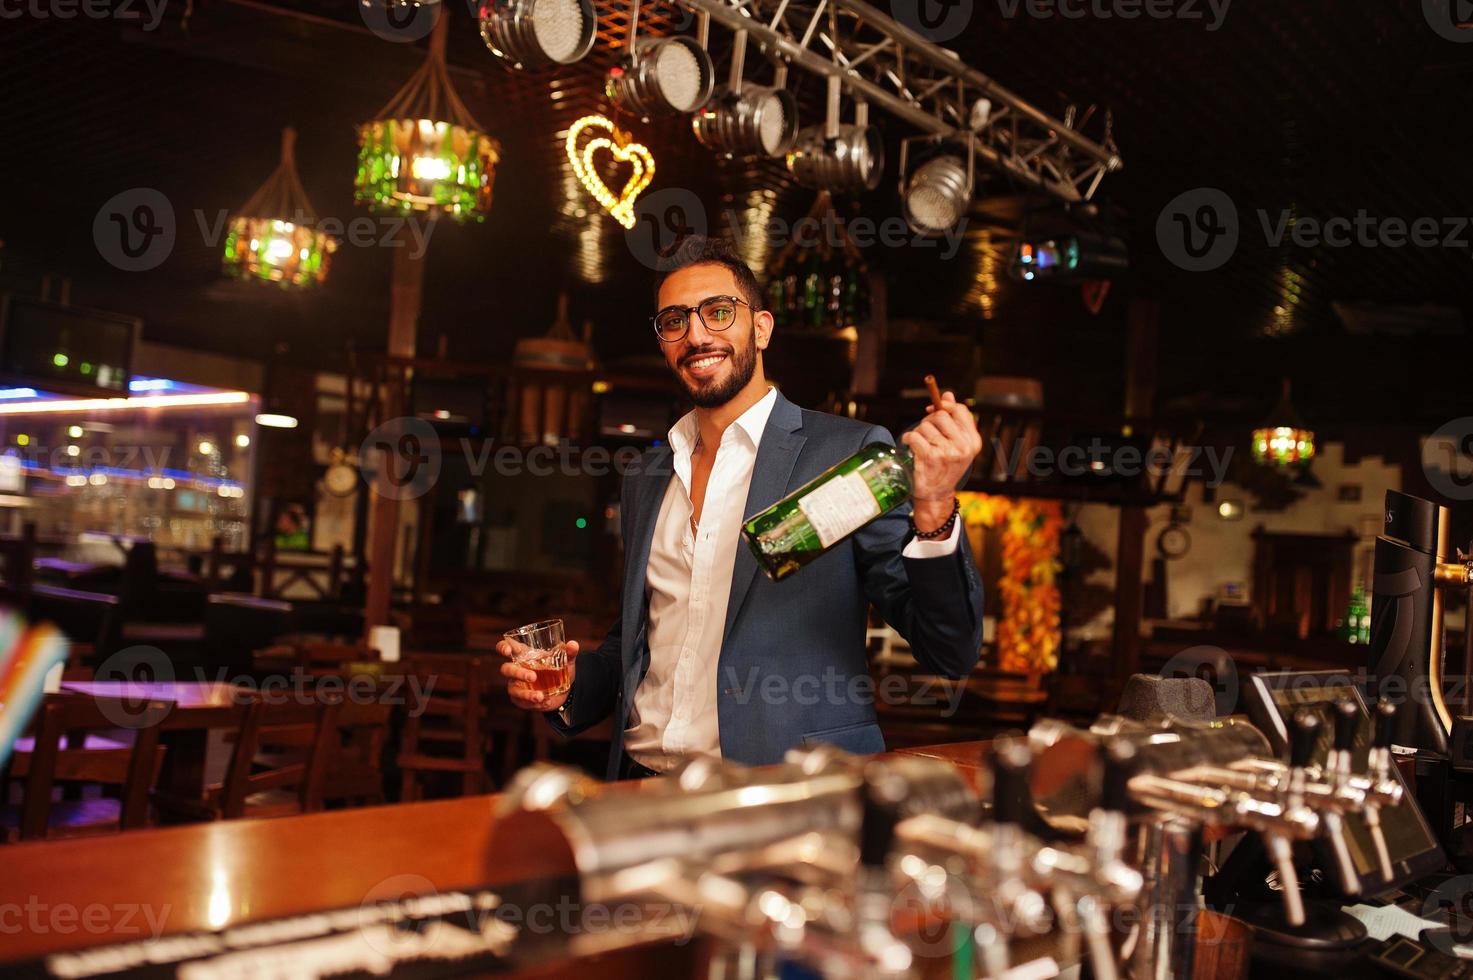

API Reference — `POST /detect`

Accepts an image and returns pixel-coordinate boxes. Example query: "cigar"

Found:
[924,374,945,410]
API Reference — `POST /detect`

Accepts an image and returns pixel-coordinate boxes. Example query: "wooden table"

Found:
[60,681,248,800]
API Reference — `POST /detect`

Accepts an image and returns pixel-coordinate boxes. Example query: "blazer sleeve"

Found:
[543,615,621,737]
[850,425,984,679]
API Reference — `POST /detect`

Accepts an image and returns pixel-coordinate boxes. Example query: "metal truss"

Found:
[681,0,1122,202]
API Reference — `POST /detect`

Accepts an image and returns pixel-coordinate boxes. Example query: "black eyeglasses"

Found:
[651,295,753,343]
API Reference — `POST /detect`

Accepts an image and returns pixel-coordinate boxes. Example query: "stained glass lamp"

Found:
[1252,377,1316,467]
[354,11,501,222]
[223,127,337,288]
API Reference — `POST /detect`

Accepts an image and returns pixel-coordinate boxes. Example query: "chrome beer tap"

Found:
[1309,699,1404,887]
[1363,699,1405,881]
[1118,712,1325,927]
[1177,700,1402,886]
[1312,701,1364,895]
[1028,740,1143,980]
[894,739,1142,979]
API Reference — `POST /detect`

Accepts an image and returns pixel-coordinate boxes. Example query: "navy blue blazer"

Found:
[547,391,984,778]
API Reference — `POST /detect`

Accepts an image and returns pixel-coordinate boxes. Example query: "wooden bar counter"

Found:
[0,743,987,971]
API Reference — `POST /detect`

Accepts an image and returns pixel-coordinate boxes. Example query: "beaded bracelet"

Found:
[911,496,960,540]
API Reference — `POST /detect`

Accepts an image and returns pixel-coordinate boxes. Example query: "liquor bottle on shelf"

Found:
[783,271,799,322]
[842,254,864,325]
[827,267,843,327]
[765,278,786,327]
[802,248,823,328]
[1344,584,1370,644]
[742,441,922,581]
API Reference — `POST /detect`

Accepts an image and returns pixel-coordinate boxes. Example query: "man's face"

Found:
[655,263,770,408]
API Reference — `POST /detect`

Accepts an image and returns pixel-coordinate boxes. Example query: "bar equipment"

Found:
[1368,489,1473,865]
[1028,705,1406,978]
[490,743,1146,978]
[893,739,1143,980]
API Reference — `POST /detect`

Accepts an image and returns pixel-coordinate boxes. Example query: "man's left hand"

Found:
[900,389,983,533]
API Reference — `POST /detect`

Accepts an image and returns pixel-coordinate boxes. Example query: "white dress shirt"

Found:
[624,388,958,772]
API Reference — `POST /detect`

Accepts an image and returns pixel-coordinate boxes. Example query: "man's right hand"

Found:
[496,639,579,712]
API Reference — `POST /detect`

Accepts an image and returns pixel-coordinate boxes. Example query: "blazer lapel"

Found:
[723,393,806,641]
[622,445,673,651]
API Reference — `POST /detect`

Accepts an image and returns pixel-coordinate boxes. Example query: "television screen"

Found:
[0,296,137,396]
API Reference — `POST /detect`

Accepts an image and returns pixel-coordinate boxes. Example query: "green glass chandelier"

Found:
[1252,377,1316,468]
[354,11,501,222]
[223,127,337,288]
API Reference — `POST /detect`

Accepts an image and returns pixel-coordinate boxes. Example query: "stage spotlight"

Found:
[902,154,972,236]
[479,0,597,69]
[694,82,797,158]
[606,36,715,118]
[787,123,883,193]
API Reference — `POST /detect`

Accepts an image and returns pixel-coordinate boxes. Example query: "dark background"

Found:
[2,0,1471,430]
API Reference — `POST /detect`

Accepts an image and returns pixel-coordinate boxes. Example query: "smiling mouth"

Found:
[682,350,729,376]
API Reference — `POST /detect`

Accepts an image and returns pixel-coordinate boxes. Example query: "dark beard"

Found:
[681,328,757,408]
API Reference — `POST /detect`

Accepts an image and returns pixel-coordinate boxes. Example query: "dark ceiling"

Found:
[1,0,1471,431]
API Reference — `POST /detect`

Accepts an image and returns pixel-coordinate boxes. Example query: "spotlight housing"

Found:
[694,83,798,158]
[787,123,883,193]
[479,0,596,69]
[606,36,715,118]
[902,154,972,236]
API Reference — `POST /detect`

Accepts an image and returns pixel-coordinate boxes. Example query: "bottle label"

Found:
[797,472,881,547]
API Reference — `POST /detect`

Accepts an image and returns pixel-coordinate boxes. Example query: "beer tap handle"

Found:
[1372,699,1396,761]
[990,739,1031,827]
[1366,699,1399,883]
[1101,739,1135,816]
[859,771,902,871]
[1331,700,1358,773]
[1289,709,1319,772]
[1263,712,1320,928]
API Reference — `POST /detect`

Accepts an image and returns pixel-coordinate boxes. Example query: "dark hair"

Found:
[653,236,764,311]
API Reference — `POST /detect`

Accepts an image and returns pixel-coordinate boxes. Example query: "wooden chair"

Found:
[483,680,532,788]
[153,693,341,821]
[323,701,392,807]
[1,694,170,842]
[252,640,379,676]
[396,656,488,800]
[298,640,380,676]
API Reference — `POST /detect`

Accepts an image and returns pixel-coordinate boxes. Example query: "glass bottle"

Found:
[742,442,919,581]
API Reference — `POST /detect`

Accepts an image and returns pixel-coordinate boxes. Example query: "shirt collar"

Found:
[668,386,778,457]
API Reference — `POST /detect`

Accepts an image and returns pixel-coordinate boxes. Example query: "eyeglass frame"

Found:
[650,294,756,343]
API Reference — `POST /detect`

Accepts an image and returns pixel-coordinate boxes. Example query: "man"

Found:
[499,236,984,780]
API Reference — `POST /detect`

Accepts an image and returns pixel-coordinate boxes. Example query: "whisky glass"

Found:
[503,619,571,697]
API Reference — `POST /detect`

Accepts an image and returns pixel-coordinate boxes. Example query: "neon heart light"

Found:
[566,115,655,230]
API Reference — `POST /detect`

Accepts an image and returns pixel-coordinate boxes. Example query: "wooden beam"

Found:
[364,226,427,630]
[1113,299,1160,689]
